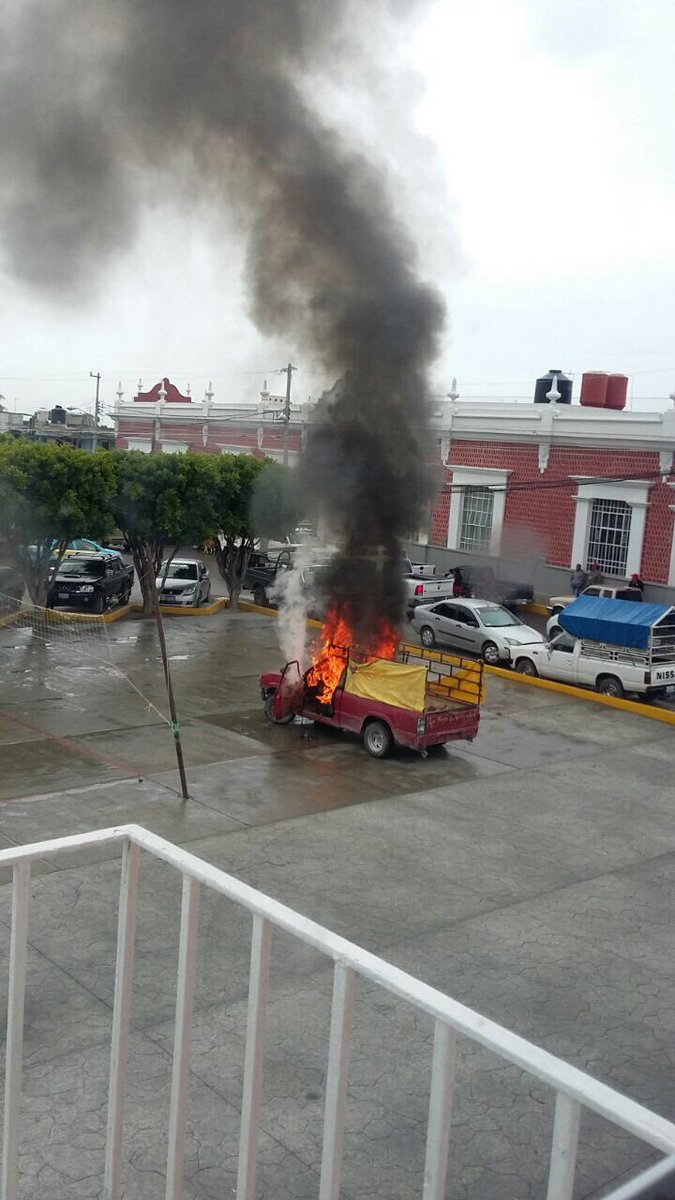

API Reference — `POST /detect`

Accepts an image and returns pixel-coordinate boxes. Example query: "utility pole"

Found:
[90,371,101,427]
[281,362,296,466]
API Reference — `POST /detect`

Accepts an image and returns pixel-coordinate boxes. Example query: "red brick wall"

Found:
[434,440,673,582]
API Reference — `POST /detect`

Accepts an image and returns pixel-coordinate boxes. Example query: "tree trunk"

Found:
[215,538,253,610]
[129,540,157,615]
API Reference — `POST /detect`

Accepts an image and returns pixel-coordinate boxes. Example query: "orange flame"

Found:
[306,604,400,703]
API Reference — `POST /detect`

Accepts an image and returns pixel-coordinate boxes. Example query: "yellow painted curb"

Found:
[238,600,277,617]
[523,602,550,617]
[486,663,675,726]
[128,597,228,617]
[0,609,23,629]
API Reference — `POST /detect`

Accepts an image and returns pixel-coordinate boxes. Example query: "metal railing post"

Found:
[423,1021,457,1200]
[236,915,272,1200]
[104,840,141,1200]
[546,1092,581,1200]
[165,876,201,1200]
[1,861,31,1200]
[319,962,356,1200]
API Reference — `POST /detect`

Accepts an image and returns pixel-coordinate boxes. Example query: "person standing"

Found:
[453,567,467,597]
[630,572,645,593]
[570,563,588,596]
[588,562,603,585]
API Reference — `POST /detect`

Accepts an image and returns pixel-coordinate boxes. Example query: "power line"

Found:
[442,467,674,496]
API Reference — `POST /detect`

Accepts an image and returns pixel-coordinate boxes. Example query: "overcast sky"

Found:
[2,0,674,418]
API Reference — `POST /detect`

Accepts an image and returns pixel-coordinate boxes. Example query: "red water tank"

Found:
[580,372,608,407]
[605,374,628,410]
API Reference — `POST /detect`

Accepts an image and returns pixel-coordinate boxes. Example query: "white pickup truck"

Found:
[402,558,456,612]
[513,596,675,699]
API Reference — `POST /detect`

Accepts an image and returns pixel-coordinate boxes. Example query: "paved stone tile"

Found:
[481,674,577,713]
[509,702,671,748]
[457,713,602,768]
[0,856,329,1028]
[0,741,128,802]
[0,831,56,885]
[149,753,391,823]
[16,1032,318,1199]
[0,700,127,739]
[146,969,653,1200]
[0,714,45,745]
[525,855,675,978]
[75,721,269,774]
[0,935,114,1071]
[0,780,241,868]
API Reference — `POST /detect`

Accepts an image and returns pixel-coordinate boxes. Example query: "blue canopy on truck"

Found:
[560,596,673,650]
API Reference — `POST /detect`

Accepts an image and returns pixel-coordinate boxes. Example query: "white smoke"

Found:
[270,542,330,670]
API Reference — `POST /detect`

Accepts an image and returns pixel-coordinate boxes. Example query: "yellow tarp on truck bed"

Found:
[344,658,427,713]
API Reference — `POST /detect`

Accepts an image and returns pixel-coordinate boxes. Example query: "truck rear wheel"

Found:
[596,675,624,699]
[420,625,436,649]
[253,585,268,608]
[515,658,538,677]
[363,720,392,758]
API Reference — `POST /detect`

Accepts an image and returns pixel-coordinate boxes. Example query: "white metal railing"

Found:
[2,823,675,1200]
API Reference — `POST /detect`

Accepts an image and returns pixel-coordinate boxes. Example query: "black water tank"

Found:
[50,405,66,424]
[534,369,572,404]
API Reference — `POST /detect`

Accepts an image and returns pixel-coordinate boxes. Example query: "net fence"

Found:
[0,592,171,727]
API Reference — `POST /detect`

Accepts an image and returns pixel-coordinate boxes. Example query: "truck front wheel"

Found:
[93,592,105,615]
[253,585,268,608]
[515,658,538,677]
[363,720,392,758]
[264,691,294,725]
[596,675,624,699]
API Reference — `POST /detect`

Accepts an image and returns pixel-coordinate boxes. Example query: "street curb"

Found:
[486,663,675,726]
[128,597,228,618]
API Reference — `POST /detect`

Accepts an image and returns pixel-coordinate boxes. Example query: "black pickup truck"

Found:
[456,566,534,610]
[244,547,296,607]
[47,553,134,613]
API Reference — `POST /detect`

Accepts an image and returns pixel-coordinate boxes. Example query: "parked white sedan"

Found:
[410,598,546,665]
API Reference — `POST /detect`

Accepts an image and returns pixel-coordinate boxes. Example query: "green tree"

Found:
[249,461,303,544]
[0,438,116,605]
[109,451,219,613]
[213,456,301,607]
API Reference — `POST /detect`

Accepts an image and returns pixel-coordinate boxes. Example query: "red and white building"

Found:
[114,378,307,461]
[428,399,675,590]
[114,380,675,592]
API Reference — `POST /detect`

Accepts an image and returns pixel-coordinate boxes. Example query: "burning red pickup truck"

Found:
[260,639,483,758]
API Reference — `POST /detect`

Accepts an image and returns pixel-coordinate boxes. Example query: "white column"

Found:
[570,497,592,569]
[668,506,675,587]
[624,501,650,578]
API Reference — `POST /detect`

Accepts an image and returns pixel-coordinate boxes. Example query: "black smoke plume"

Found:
[0,0,446,643]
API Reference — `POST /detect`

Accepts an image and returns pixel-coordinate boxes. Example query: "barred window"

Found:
[586,498,632,576]
[459,487,494,550]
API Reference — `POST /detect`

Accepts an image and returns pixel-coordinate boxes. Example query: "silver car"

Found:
[156,559,212,607]
[411,598,546,665]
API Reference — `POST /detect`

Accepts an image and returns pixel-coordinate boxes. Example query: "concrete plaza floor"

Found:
[0,609,674,1198]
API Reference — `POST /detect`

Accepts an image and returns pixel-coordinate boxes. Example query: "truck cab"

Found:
[514,597,675,699]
